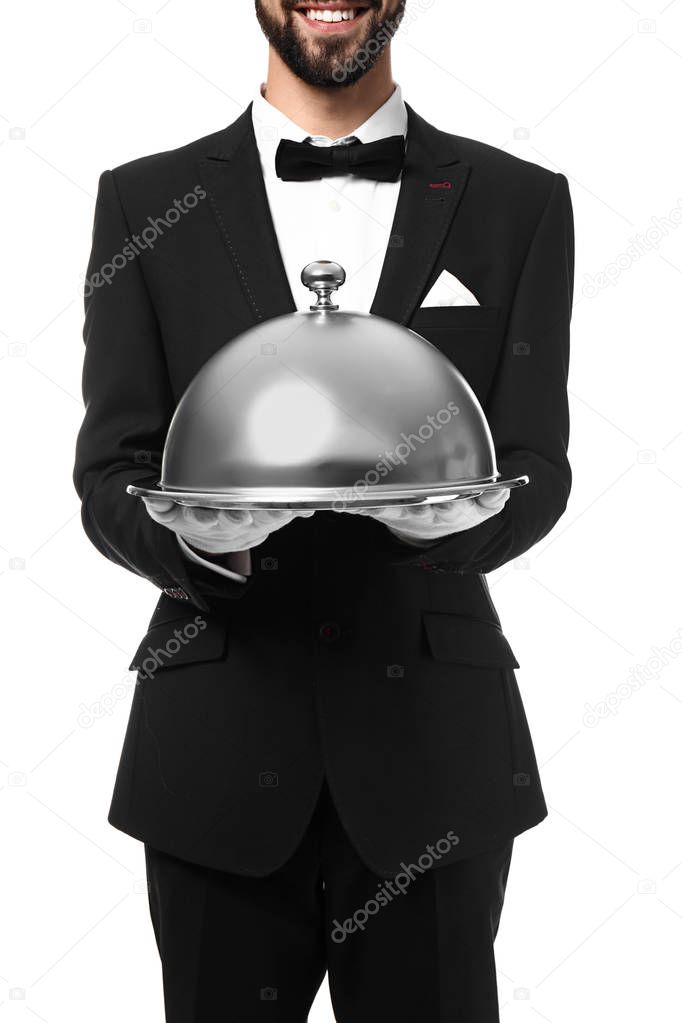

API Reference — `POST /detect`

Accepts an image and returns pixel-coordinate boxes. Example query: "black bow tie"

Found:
[275,134,406,183]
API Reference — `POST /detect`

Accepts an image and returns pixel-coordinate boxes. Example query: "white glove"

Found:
[142,497,313,554]
[342,488,510,544]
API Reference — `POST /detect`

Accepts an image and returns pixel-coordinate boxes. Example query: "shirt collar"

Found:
[252,83,407,172]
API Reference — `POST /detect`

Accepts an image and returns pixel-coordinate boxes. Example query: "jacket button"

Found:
[319,621,341,642]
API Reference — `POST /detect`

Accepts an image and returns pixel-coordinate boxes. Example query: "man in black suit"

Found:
[74,1,573,1020]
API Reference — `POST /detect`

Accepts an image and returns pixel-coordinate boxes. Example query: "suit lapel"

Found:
[199,105,296,324]
[370,105,471,325]
[199,103,470,329]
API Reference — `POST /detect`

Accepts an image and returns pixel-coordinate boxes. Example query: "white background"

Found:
[1,1,681,1021]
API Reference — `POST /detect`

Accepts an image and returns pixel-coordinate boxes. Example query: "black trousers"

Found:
[145,783,513,1023]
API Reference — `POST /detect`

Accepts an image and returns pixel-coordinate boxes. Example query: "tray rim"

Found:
[127,475,529,510]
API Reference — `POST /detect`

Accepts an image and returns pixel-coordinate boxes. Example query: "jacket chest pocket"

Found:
[409,306,503,407]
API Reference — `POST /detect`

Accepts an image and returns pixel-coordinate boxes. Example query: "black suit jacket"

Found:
[74,104,573,878]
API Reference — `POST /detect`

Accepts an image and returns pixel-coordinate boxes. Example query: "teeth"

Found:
[305,8,358,21]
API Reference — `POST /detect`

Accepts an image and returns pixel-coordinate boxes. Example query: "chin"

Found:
[256,0,405,88]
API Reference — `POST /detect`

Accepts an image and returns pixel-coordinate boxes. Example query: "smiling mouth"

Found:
[293,2,373,32]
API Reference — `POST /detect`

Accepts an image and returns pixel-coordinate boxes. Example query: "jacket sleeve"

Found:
[379,171,574,572]
[73,170,255,611]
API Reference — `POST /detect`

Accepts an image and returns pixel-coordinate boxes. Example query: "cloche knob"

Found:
[301,260,346,311]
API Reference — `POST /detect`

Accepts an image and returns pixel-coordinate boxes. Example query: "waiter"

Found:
[74,1,574,1020]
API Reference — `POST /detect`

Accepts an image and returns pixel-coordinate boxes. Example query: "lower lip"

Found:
[294,8,370,33]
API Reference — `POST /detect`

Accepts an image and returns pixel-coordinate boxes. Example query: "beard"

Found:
[255,0,406,88]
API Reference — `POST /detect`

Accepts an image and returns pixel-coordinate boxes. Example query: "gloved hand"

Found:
[142,497,313,554]
[342,488,510,545]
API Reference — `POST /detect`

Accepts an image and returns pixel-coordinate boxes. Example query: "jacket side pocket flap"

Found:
[422,612,519,668]
[129,615,228,673]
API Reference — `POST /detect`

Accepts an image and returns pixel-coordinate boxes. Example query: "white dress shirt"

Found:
[251,84,408,313]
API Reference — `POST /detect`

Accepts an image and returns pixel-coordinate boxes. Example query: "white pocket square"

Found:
[422,270,479,307]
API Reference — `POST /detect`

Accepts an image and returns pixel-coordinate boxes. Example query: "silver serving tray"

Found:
[127,475,528,511]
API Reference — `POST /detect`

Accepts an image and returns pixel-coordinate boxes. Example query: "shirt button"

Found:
[319,621,341,642]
